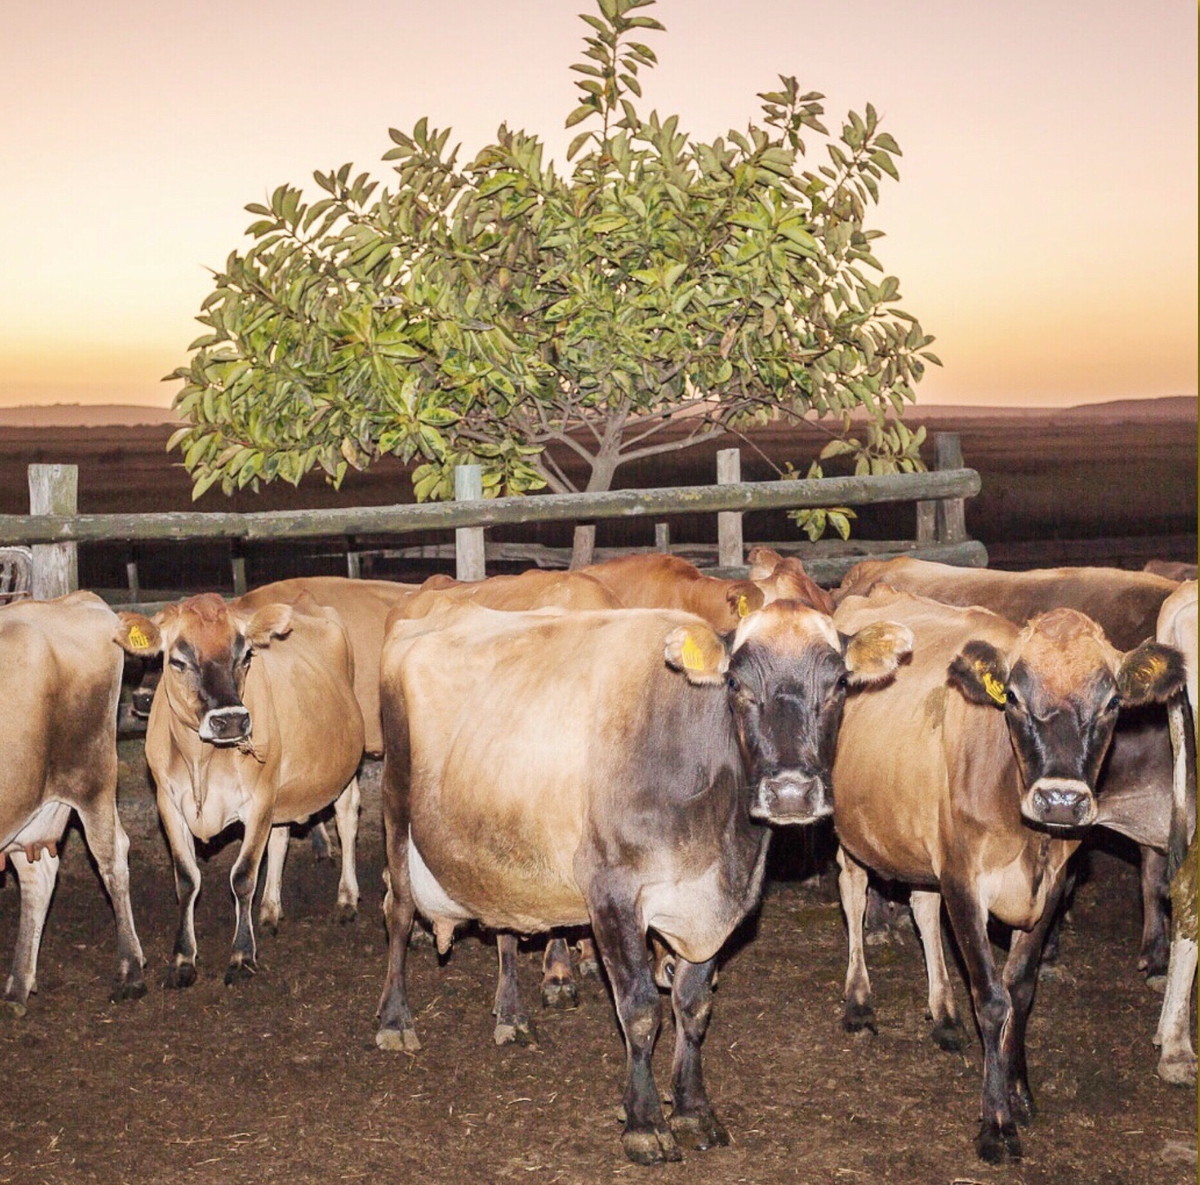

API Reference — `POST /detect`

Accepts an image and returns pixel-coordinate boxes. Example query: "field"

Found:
[0,753,1195,1185]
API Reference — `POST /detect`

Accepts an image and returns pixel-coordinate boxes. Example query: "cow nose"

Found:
[199,706,252,744]
[1023,778,1096,828]
[751,773,833,825]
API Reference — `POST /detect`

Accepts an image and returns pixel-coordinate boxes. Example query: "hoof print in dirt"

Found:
[375,1025,421,1054]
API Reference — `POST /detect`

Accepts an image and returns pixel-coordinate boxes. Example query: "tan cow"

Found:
[375,599,911,1164]
[118,593,364,986]
[834,556,1181,976]
[0,592,145,1012]
[831,586,1183,1164]
[1153,579,1197,1085]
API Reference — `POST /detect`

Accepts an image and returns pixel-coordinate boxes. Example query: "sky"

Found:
[1,0,1195,410]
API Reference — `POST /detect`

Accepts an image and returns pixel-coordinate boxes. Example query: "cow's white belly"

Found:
[639,862,743,966]
[2,800,72,853]
[407,834,473,925]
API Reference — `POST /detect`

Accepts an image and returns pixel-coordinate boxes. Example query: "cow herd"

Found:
[0,550,1195,1168]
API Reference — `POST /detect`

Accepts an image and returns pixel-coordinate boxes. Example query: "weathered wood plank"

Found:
[28,464,77,598]
[0,468,981,545]
[454,465,486,581]
[716,448,744,568]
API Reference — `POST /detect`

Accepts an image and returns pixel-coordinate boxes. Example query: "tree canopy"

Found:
[168,0,937,560]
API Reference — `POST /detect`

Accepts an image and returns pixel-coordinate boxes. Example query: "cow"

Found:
[834,556,1181,976]
[0,592,146,1013]
[1145,559,1198,582]
[1153,579,1197,1086]
[830,586,1184,1164]
[117,593,365,986]
[373,599,912,1164]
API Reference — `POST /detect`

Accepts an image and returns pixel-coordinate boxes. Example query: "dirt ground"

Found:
[0,746,1195,1185]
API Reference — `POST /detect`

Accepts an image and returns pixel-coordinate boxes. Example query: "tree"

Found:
[169,0,938,565]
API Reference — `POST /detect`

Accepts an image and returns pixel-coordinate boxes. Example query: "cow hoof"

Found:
[976,1121,1022,1164]
[375,1025,421,1053]
[2,997,27,1018]
[541,979,579,1010]
[335,902,358,925]
[1157,1053,1198,1086]
[493,1017,536,1047]
[408,925,435,948]
[224,959,257,986]
[671,1111,730,1152]
[164,962,197,990]
[578,956,602,981]
[930,1017,967,1053]
[260,919,280,938]
[110,978,148,1004]
[622,1126,682,1165]
[842,1001,877,1035]
[1145,973,1167,994]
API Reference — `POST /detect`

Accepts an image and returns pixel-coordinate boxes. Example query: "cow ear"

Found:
[842,621,913,686]
[664,625,729,686]
[746,547,783,582]
[948,640,1010,708]
[115,613,162,657]
[1116,641,1186,705]
[725,582,763,620]
[245,604,294,648]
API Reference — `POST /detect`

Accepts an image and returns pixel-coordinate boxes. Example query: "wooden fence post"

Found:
[28,464,77,599]
[716,448,744,568]
[934,433,967,544]
[654,523,671,553]
[455,465,486,581]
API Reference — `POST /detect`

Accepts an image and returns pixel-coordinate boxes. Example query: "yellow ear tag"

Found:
[982,672,1007,706]
[736,594,750,619]
[128,625,151,651]
[681,633,706,672]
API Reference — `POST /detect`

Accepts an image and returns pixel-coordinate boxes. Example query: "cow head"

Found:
[665,601,912,825]
[116,594,294,745]
[948,608,1185,829]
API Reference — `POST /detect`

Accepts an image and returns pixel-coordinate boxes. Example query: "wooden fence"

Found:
[0,434,984,602]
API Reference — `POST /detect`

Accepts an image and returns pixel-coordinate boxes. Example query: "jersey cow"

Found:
[1,592,145,1012]
[1153,579,1197,1086]
[374,600,911,1165]
[831,587,1184,1164]
[835,557,1181,976]
[118,593,365,986]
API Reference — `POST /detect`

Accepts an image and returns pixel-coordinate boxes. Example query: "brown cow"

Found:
[374,599,912,1164]
[1,592,146,1012]
[831,587,1184,1164]
[118,593,365,986]
[1153,579,1197,1086]
[834,556,1181,976]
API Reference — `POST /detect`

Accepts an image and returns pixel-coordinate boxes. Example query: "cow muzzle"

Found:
[1022,778,1097,829]
[199,706,252,745]
[751,773,833,826]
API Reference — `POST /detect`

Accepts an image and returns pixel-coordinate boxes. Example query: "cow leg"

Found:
[577,935,601,980]
[375,754,421,1053]
[332,777,361,922]
[1155,934,1198,1084]
[911,889,964,1052]
[541,937,578,1008]
[310,821,334,861]
[75,796,146,1003]
[493,933,534,1046]
[225,806,274,985]
[941,877,1021,1165]
[3,847,59,1014]
[588,885,680,1165]
[668,954,729,1153]
[1138,846,1170,981]
[158,791,202,989]
[837,847,876,1034]
[259,825,290,936]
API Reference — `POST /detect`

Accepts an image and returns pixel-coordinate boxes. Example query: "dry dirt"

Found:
[0,746,1195,1185]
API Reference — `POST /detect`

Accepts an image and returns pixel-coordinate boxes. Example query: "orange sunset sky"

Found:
[1,0,1196,410]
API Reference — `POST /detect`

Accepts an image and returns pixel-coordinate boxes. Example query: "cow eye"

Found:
[240,650,253,667]
[1005,689,1021,710]
[1105,694,1121,713]
[725,674,740,693]
[168,656,187,672]
[836,674,849,691]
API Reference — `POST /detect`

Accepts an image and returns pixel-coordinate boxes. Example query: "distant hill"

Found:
[0,404,180,428]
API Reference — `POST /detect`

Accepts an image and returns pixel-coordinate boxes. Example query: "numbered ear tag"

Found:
[737,594,750,618]
[982,672,1007,706]
[128,625,152,650]
[681,633,706,671]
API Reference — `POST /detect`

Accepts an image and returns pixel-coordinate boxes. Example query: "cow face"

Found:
[666,602,912,825]
[949,608,1185,829]
[117,594,293,745]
